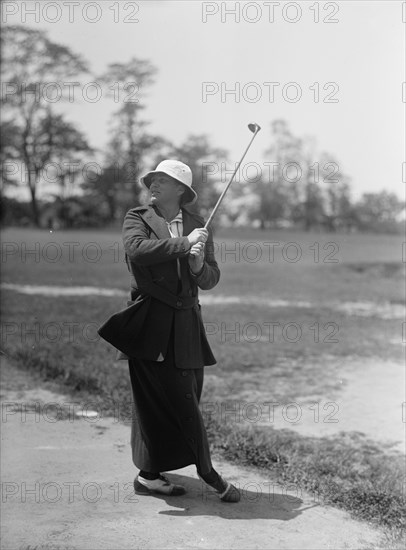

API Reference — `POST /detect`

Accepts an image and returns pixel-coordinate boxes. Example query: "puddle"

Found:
[1,283,404,319]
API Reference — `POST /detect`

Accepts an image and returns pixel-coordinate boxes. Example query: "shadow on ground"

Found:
[148,473,313,521]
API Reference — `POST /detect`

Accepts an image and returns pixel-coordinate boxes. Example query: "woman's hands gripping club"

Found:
[187,228,208,274]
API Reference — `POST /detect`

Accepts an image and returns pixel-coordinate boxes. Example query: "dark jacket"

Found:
[121,202,220,369]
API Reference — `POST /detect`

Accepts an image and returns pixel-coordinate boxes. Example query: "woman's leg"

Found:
[138,470,159,480]
[196,467,227,492]
[196,466,241,502]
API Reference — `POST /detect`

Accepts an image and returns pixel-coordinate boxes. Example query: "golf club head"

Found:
[248,122,261,134]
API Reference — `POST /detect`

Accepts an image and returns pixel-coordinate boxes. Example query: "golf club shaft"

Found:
[204,128,260,230]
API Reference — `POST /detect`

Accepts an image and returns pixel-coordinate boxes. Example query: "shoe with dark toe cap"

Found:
[218,481,241,502]
[197,472,241,503]
[134,473,186,496]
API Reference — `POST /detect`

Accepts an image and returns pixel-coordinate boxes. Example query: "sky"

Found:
[3,0,405,201]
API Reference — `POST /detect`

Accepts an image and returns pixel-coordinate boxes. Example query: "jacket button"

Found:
[185,417,193,422]
[188,289,193,296]
[176,300,183,307]
[185,393,192,399]
[181,370,188,377]
[189,437,195,443]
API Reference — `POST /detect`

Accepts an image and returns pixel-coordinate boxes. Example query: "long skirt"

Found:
[127,322,213,475]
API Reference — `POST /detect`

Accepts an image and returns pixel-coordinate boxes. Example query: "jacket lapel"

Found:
[140,203,171,239]
[181,207,199,236]
[137,203,202,293]
[140,203,200,239]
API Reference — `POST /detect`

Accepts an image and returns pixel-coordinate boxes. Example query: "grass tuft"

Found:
[204,414,405,533]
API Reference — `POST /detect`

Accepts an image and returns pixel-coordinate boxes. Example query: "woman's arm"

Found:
[123,209,191,266]
[189,227,220,290]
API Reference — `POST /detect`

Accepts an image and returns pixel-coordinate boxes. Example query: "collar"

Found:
[167,209,183,225]
[140,204,195,239]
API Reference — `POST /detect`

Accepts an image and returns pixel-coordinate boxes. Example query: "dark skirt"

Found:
[127,322,213,475]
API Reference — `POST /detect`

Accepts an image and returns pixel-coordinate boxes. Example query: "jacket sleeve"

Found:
[123,209,192,266]
[189,226,220,290]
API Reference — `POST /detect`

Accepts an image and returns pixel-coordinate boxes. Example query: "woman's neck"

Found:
[157,203,181,222]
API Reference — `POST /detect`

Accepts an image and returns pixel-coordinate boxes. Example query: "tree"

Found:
[247,177,288,229]
[317,152,353,231]
[81,132,170,222]
[252,119,305,227]
[354,191,404,233]
[1,25,89,226]
[0,119,21,190]
[41,111,93,196]
[96,58,158,207]
[295,136,325,230]
[256,121,355,231]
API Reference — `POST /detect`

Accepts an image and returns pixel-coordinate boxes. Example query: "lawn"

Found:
[1,226,405,542]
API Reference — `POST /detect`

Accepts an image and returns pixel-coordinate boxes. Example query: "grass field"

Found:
[1,226,405,543]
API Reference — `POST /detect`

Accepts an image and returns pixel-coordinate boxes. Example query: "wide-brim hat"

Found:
[140,159,197,205]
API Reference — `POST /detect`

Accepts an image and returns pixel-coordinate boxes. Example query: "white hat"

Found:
[140,159,197,205]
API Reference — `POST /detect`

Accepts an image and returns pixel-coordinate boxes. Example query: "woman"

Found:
[122,159,240,503]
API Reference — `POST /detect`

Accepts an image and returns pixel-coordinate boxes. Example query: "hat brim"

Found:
[140,170,197,205]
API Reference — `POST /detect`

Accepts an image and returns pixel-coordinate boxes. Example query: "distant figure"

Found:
[122,159,240,502]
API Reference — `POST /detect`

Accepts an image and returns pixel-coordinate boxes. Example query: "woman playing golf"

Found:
[122,159,241,502]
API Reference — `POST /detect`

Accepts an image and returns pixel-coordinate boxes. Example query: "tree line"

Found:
[1,25,403,234]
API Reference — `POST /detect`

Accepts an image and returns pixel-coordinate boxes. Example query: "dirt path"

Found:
[1,357,386,550]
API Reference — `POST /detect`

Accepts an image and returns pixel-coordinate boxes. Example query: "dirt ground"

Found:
[0,356,390,550]
[203,354,405,454]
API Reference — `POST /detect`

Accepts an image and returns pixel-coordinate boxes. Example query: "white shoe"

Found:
[134,473,186,496]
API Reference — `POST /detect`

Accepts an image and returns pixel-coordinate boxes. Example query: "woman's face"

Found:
[149,174,184,206]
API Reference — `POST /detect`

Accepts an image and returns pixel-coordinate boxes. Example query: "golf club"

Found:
[204,122,261,230]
